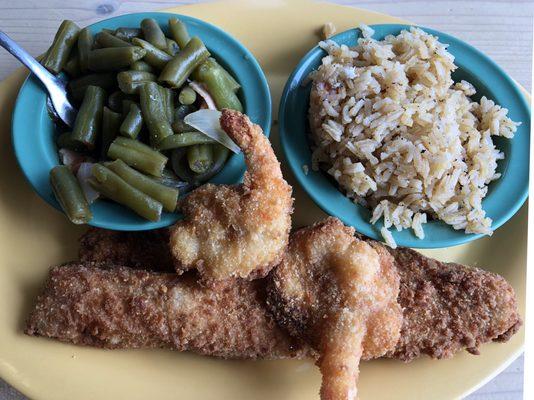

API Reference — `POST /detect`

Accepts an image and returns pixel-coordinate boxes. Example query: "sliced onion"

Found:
[58,148,87,174]
[189,81,217,110]
[76,162,99,204]
[184,109,241,154]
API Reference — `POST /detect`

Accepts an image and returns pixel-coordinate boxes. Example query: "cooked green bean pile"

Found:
[43,17,243,224]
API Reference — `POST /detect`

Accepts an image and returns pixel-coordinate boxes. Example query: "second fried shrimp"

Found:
[170,110,293,282]
[269,218,402,400]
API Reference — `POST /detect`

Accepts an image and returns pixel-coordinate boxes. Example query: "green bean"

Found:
[131,38,172,70]
[219,65,240,93]
[171,144,228,184]
[107,136,168,177]
[56,131,85,151]
[139,82,174,146]
[50,165,92,224]
[101,106,122,158]
[107,90,134,113]
[71,85,105,149]
[203,58,241,93]
[169,18,190,49]
[121,99,137,117]
[164,38,180,56]
[87,46,146,71]
[63,51,81,77]
[174,104,196,119]
[140,18,167,50]
[114,27,142,41]
[90,164,162,221]
[178,86,196,105]
[131,60,156,73]
[36,49,49,63]
[117,70,157,94]
[42,20,81,74]
[158,37,210,88]
[187,144,213,174]
[171,104,196,133]
[159,85,174,123]
[157,132,215,150]
[95,31,132,48]
[193,58,241,93]
[77,28,94,73]
[68,72,116,102]
[192,58,243,111]
[107,159,178,212]
[119,103,143,139]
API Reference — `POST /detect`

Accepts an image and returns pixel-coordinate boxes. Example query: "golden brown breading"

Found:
[78,226,521,363]
[79,228,174,272]
[169,110,293,282]
[268,218,402,400]
[361,237,522,361]
[25,262,308,360]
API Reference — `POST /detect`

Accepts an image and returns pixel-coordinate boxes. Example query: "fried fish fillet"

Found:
[76,226,521,361]
[25,262,307,360]
[169,110,293,283]
[79,228,174,272]
[362,236,522,361]
[267,218,402,400]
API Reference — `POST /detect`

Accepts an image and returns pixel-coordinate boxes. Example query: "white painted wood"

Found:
[0,1,528,399]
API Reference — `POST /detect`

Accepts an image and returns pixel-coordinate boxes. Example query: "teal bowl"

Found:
[279,24,530,248]
[12,12,271,231]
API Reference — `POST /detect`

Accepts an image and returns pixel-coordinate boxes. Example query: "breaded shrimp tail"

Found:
[268,218,402,400]
[169,110,293,283]
[25,263,308,360]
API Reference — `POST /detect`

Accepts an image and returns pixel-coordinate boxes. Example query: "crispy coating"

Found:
[25,262,308,360]
[267,218,521,367]
[78,226,521,363]
[360,236,522,361]
[268,218,402,400]
[169,110,293,282]
[79,228,174,272]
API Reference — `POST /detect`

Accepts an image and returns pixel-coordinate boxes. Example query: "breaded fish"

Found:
[76,225,521,362]
[362,237,522,361]
[169,110,293,283]
[79,228,174,272]
[25,262,307,360]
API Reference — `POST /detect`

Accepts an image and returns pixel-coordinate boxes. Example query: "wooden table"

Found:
[0,1,529,399]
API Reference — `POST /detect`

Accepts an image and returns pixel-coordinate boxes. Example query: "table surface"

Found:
[0,0,529,399]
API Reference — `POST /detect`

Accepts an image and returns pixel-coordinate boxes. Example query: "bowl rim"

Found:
[279,23,530,248]
[12,11,272,231]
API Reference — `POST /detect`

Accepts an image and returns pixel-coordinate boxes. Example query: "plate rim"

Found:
[0,2,526,400]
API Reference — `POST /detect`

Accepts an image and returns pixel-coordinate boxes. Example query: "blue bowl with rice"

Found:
[278,24,530,248]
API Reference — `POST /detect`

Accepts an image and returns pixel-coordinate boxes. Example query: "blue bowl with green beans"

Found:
[12,12,271,231]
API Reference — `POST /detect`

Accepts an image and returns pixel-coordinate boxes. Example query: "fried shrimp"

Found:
[170,110,293,282]
[268,217,402,400]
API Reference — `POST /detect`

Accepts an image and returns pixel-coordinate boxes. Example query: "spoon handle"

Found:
[0,30,59,89]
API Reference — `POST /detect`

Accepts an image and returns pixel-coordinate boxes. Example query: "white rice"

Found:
[308,25,519,248]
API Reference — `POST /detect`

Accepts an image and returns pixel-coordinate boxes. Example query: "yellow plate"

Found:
[0,1,525,399]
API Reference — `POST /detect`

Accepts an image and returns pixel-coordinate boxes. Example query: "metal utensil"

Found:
[0,30,77,127]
